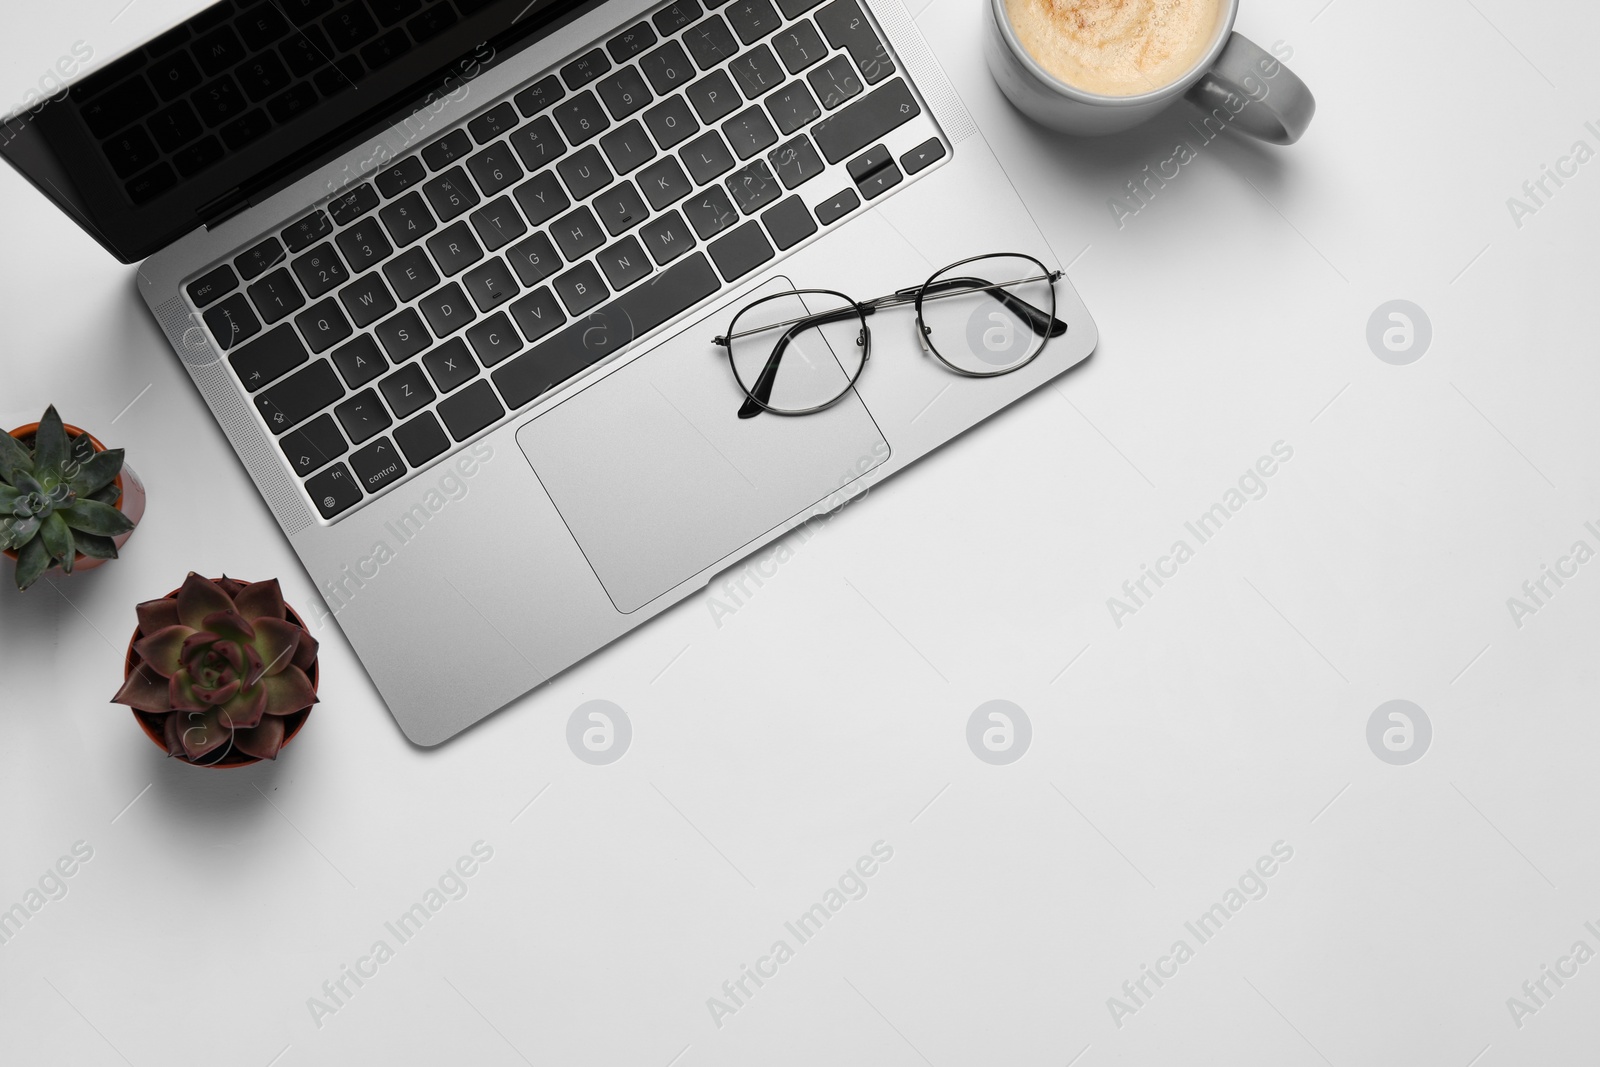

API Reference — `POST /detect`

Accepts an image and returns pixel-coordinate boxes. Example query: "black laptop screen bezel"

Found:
[0,0,600,264]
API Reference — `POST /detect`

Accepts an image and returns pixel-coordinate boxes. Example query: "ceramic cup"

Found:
[985,0,1315,143]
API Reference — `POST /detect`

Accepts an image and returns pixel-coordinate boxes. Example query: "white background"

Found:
[4,0,1599,1064]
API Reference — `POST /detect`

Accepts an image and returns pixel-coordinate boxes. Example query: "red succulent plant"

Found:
[112,574,319,762]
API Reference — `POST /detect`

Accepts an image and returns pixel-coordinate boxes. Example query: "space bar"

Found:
[493,252,721,409]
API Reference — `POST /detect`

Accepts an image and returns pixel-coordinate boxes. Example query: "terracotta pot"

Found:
[3,421,145,575]
[123,580,320,769]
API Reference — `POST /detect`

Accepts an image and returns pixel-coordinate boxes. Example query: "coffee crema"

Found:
[1004,0,1223,97]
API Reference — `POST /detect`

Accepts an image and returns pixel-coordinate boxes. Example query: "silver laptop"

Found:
[3,0,1095,744]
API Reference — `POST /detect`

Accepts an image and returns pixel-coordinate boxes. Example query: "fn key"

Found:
[305,463,362,519]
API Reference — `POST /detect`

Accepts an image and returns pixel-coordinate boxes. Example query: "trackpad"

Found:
[515,278,888,613]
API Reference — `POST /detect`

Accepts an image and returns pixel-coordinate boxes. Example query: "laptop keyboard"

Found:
[186,0,946,523]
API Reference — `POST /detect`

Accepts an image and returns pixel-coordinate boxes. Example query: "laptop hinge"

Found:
[199,187,253,231]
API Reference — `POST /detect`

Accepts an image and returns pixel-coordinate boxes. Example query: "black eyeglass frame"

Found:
[714,252,1068,418]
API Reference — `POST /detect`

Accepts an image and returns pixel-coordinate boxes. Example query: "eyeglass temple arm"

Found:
[736,304,874,420]
[909,276,1068,339]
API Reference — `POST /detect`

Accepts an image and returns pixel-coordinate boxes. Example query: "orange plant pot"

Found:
[2,421,145,575]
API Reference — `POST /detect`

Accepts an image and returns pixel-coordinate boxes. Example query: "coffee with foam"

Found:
[1004,0,1224,98]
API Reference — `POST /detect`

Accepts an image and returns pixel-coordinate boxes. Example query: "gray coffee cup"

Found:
[984,0,1315,143]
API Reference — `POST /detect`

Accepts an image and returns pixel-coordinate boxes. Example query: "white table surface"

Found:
[4,0,1599,1064]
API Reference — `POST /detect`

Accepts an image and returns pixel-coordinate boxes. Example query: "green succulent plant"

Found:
[0,406,135,590]
[112,574,320,763]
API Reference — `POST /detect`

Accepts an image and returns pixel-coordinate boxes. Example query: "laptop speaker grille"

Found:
[872,0,976,145]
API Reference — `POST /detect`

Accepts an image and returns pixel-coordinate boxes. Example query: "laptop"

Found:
[2,0,1096,744]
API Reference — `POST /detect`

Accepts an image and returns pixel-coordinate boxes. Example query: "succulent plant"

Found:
[112,574,320,763]
[0,406,135,590]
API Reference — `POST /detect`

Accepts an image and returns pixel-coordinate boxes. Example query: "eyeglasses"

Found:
[713,252,1067,418]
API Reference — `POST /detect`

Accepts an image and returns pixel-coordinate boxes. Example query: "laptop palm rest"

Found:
[515,277,888,614]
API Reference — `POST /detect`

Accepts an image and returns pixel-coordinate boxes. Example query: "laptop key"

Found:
[682,130,735,184]
[249,268,306,324]
[683,185,739,238]
[816,0,895,83]
[509,287,566,345]
[376,156,426,197]
[726,0,782,44]
[422,129,473,170]
[762,195,816,249]
[306,463,362,519]
[463,257,520,312]
[600,121,657,175]
[340,273,397,328]
[469,102,520,144]
[722,106,778,159]
[640,41,696,94]
[328,182,379,225]
[467,311,526,366]
[557,145,614,201]
[229,324,305,388]
[553,90,611,146]
[512,170,571,227]
[296,298,354,353]
[393,412,450,466]
[466,142,523,197]
[423,338,480,393]
[562,49,611,90]
[810,78,918,164]
[768,134,823,188]
[596,236,653,290]
[776,0,825,15]
[507,234,563,287]
[282,210,332,252]
[471,197,529,251]
[236,237,286,280]
[726,160,780,214]
[187,264,238,307]
[292,243,349,298]
[730,45,785,98]
[280,414,348,477]
[493,253,720,409]
[427,221,485,276]
[551,206,606,260]
[514,74,564,117]
[654,1,702,35]
[510,115,566,171]
[708,220,775,281]
[380,364,436,420]
[351,437,407,493]
[639,156,693,210]
[640,210,696,265]
[593,181,650,235]
[554,263,609,315]
[380,191,439,247]
[255,359,344,435]
[608,22,657,62]
[774,20,827,72]
[901,136,946,174]
[420,282,476,337]
[643,95,699,150]
[336,217,394,274]
[335,389,394,444]
[765,81,820,135]
[807,54,862,109]
[423,168,481,222]
[374,307,431,362]
[437,381,504,442]
[686,70,741,125]
[597,66,653,121]
[683,17,739,70]
[330,334,386,388]
[814,186,859,224]
[385,247,441,302]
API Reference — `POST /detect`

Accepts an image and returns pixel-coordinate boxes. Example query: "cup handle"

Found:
[1184,32,1315,145]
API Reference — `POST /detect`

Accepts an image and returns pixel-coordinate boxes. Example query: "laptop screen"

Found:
[0,0,594,263]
